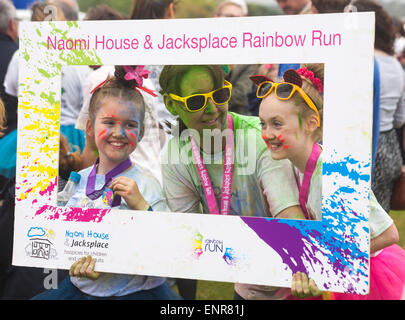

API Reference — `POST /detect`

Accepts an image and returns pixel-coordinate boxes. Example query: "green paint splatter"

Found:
[297,112,303,128]
[40,91,58,106]
[23,50,30,62]
[38,68,51,78]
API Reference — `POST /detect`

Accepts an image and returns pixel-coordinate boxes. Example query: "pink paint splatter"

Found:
[35,205,110,223]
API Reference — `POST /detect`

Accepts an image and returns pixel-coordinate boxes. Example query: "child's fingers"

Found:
[295,272,304,297]
[292,272,314,298]
[79,255,92,276]
[86,257,101,280]
[300,272,310,297]
[69,258,81,276]
[111,184,130,198]
[72,256,86,277]
[309,279,322,297]
[111,182,127,192]
[110,176,131,188]
[292,272,303,297]
[113,190,128,198]
[110,177,139,192]
[291,273,297,296]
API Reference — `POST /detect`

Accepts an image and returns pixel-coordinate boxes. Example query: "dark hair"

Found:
[352,0,395,55]
[130,0,174,19]
[311,0,351,13]
[392,16,405,38]
[85,4,123,20]
[88,66,146,126]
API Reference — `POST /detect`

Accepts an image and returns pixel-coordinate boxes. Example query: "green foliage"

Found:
[248,4,283,16]
[175,0,217,18]
[78,0,133,17]
[391,210,405,249]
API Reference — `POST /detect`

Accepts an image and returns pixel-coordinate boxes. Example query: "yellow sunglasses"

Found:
[169,80,232,113]
[257,81,320,127]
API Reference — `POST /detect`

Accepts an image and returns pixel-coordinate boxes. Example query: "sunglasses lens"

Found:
[212,87,230,104]
[258,82,273,98]
[277,83,294,99]
[186,95,206,111]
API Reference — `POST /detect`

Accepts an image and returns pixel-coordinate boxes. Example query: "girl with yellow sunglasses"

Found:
[256,64,405,300]
[159,65,305,299]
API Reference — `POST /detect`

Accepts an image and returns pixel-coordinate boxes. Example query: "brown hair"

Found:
[88,66,146,126]
[311,0,351,13]
[292,63,324,141]
[0,98,6,137]
[130,0,174,19]
[352,0,395,55]
[85,4,123,20]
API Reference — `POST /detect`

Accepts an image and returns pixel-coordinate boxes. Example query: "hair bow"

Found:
[123,65,150,87]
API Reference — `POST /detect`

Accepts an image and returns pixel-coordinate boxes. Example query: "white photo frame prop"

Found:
[13,13,375,294]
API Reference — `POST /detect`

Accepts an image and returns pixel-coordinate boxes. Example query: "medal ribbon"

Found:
[86,157,132,207]
[190,114,234,215]
[296,142,321,220]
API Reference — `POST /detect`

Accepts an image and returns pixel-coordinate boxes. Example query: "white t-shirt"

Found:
[61,65,90,126]
[3,52,90,127]
[3,49,19,97]
[375,55,405,132]
[68,163,167,297]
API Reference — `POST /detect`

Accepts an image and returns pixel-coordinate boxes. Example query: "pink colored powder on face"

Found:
[262,135,271,149]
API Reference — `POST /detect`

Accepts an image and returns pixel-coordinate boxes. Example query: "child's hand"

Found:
[110,176,149,210]
[69,256,101,280]
[291,272,322,298]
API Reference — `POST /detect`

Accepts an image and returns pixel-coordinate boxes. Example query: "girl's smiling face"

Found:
[166,66,229,135]
[259,94,306,161]
[87,97,143,170]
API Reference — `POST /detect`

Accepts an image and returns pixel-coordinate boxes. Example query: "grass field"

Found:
[193,211,405,300]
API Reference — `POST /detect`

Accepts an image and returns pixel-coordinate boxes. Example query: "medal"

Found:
[102,187,114,207]
[86,157,132,208]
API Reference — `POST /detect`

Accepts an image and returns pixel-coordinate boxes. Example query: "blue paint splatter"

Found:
[241,154,370,294]
[323,157,370,185]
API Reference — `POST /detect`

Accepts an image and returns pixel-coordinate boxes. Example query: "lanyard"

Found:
[86,157,132,207]
[190,114,234,215]
[296,142,321,220]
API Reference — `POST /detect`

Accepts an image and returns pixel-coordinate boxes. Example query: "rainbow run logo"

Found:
[193,232,237,266]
